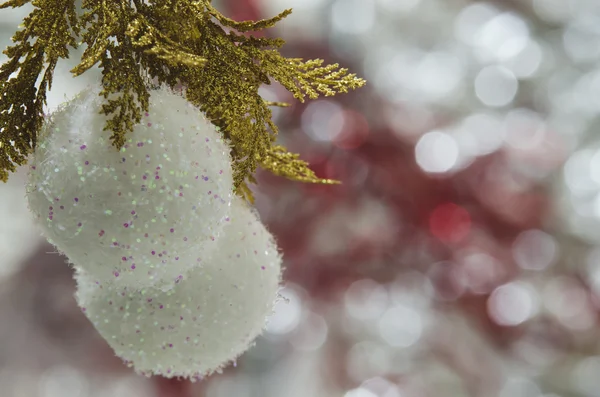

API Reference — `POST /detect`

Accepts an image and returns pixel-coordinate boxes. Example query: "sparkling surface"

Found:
[75,197,282,378]
[26,85,234,290]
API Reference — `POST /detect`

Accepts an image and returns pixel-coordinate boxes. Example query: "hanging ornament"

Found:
[75,197,282,379]
[27,85,233,290]
[1,0,365,380]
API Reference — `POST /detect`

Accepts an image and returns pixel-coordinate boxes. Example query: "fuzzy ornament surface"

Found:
[75,197,282,379]
[27,85,234,290]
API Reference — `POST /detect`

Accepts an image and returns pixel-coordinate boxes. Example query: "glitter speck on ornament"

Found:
[26,85,234,290]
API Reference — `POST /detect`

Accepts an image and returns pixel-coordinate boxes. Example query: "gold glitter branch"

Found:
[0,0,79,181]
[0,0,366,193]
[74,0,150,148]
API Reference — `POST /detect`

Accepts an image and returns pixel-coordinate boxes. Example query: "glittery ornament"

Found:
[75,197,282,379]
[27,85,234,290]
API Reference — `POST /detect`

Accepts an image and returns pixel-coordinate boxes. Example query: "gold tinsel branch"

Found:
[0,0,366,195]
[0,0,79,181]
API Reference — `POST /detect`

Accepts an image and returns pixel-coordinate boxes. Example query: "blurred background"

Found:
[2,0,600,396]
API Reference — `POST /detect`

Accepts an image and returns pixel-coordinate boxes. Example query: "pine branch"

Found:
[100,43,150,148]
[71,0,121,76]
[0,0,79,181]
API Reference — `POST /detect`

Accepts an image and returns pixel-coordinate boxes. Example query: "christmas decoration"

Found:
[75,196,281,379]
[0,0,365,198]
[26,85,233,290]
[1,0,364,386]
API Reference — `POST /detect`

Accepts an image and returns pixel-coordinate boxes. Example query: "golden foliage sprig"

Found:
[0,0,79,181]
[0,0,366,197]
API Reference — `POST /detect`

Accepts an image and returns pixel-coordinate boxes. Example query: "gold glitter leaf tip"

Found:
[261,145,340,185]
[205,4,293,33]
[126,17,207,68]
[0,0,30,9]
[0,0,366,193]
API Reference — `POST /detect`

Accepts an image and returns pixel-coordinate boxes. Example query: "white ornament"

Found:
[27,85,234,290]
[75,197,282,379]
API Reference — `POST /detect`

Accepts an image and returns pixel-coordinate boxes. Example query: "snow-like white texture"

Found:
[26,85,234,290]
[75,198,282,379]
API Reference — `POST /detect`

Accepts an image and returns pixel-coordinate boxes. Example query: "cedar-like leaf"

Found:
[0,0,79,181]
